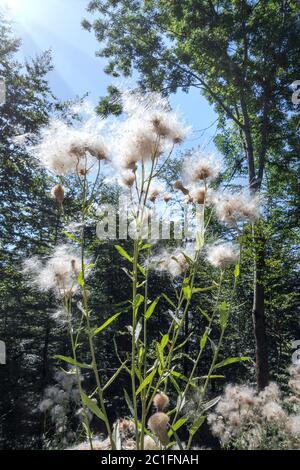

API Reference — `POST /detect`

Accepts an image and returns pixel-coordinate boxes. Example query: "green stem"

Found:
[65,297,94,450]
[79,163,115,449]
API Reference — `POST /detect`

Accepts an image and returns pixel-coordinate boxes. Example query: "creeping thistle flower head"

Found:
[33,103,109,176]
[150,243,195,278]
[144,435,157,450]
[206,242,239,269]
[147,181,166,203]
[213,191,263,225]
[208,377,300,450]
[23,245,90,298]
[148,412,170,446]
[120,170,136,188]
[51,184,65,203]
[112,91,189,171]
[189,185,207,205]
[153,392,169,412]
[183,152,221,184]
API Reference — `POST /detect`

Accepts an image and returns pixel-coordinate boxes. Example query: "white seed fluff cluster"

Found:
[183,152,221,184]
[206,242,239,269]
[23,244,90,297]
[213,191,263,224]
[150,244,195,278]
[33,104,108,176]
[39,367,81,440]
[208,365,300,450]
[111,91,189,171]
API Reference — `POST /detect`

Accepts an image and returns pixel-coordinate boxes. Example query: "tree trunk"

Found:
[252,224,269,390]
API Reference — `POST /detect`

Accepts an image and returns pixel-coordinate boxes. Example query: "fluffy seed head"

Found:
[213,192,263,224]
[206,242,239,269]
[23,245,90,297]
[153,392,169,411]
[190,186,206,204]
[121,171,136,188]
[148,412,169,446]
[183,152,221,184]
[144,435,157,450]
[51,184,65,203]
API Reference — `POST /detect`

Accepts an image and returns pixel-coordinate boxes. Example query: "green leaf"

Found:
[192,286,215,293]
[214,356,251,370]
[115,245,133,263]
[168,418,187,437]
[63,231,80,243]
[112,421,121,450]
[140,243,152,251]
[200,327,210,351]
[124,389,134,416]
[162,293,176,309]
[156,334,169,367]
[133,293,144,318]
[81,392,105,421]
[136,368,156,395]
[103,361,128,391]
[171,370,188,382]
[54,355,91,369]
[199,375,225,380]
[218,301,229,329]
[145,296,160,320]
[137,263,146,276]
[77,271,85,288]
[189,416,205,438]
[201,396,221,413]
[183,278,192,301]
[93,312,121,336]
[234,263,240,278]
[160,334,169,349]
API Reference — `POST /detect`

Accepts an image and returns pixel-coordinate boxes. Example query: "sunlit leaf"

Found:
[93,312,121,336]
[136,369,156,395]
[214,356,251,369]
[145,296,160,320]
[81,392,105,421]
[54,355,91,369]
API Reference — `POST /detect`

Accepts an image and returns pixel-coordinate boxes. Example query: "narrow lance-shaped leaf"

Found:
[136,368,156,395]
[54,355,92,369]
[214,356,251,370]
[115,245,133,263]
[189,416,206,438]
[81,392,105,421]
[93,312,121,336]
[168,417,188,437]
[218,301,229,330]
[145,296,160,320]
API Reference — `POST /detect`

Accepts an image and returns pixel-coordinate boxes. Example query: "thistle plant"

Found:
[23,91,263,450]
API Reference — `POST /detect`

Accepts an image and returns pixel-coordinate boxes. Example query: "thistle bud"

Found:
[51,184,65,203]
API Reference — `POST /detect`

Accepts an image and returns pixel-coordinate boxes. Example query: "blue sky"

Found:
[1,0,217,151]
